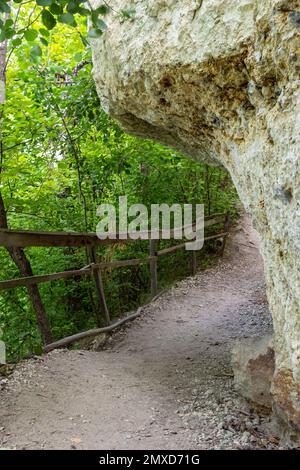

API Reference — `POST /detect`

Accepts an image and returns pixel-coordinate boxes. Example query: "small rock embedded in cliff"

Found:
[231,335,275,409]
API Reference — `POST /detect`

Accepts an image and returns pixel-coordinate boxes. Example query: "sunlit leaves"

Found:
[73,51,82,61]
[11,37,22,46]
[0,1,114,45]
[0,0,116,49]
[24,29,39,42]
[30,44,42,58]
[39,28,50,38]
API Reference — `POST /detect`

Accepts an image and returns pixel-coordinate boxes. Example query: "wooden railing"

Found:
[0,212,230,352]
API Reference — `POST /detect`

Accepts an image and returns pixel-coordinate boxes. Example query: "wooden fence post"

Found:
[220,212,230,256]
[88,245,110,327]
[191,251,197,276]
[149,239,158,296]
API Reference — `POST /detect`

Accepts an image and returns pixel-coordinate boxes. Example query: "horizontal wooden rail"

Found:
[201,231,229,242]
[157,231,228,256]
[93,256,156,270]
[0,258,157,290]
[0,229,128,248]
[203,212,225,220]
[0,215,226,248]
[203,215,225,228]
[157,242,187,256]
[0,267,92,291]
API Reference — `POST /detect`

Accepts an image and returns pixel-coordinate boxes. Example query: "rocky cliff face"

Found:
[91,0,300,432]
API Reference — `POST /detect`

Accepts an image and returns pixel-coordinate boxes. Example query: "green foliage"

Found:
[0,1,122,46]
[24,28,39,41]
[41,9,57,30]
[0,1,11,14]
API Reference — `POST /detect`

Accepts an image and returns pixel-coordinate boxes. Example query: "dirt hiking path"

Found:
[0,215,276,450]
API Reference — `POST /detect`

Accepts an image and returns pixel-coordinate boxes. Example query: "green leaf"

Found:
[39,28,50,38]
[30,44,42,57]
[87,28,103,38]
[4,19,14,29]
[80,35,89,47]
[96,5,111,15]
[77,7,90,16]
[74,52,82,61]
[42,10,57,30]
[49,3,63,15]
[24,29,38,42]
[4,28,15,39]
[11,36,22,46]
[36,0,52,6]
[40,37,48,46]
[66,1,79,13]
[95,18,107,31]
[58,13,77,26]
[91,11,98,23]
[0,0,11,13]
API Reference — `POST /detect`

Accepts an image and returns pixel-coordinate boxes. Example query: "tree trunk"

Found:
[0,197,53,345]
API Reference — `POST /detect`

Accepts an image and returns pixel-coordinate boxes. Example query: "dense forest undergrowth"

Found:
[0,7,238,361]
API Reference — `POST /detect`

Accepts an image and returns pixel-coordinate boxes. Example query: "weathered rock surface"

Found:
[91,0,300,429]
[232,335,275,408]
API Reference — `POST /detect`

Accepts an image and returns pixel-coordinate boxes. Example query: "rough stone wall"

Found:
[91,0,300,430]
